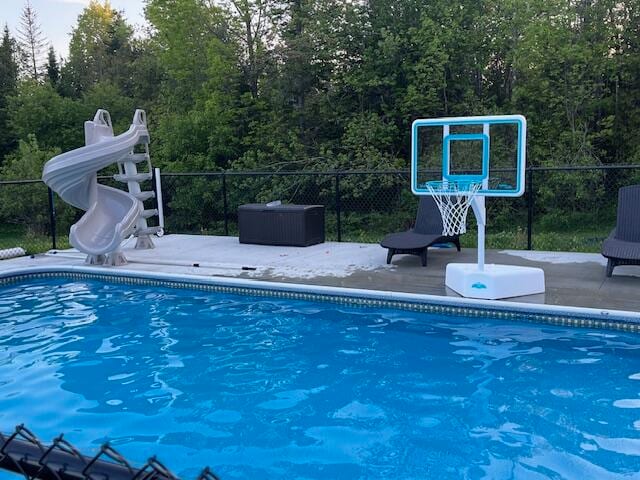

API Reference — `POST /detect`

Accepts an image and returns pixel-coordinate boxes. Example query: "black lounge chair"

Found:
[380,196,461,267]
[602,184,640,277]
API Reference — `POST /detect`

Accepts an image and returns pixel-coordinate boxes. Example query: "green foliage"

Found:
[0,223,69,254]
[7,80,138,154]
[0,136,60,234]
[81,82,137,133]
[0,135,57,180]
[163,176,225,233]
[6,0,639,174]
[7,82,81,152]
[0,25,19,161]
[45,46,60,87]
[146,0,241,170]
[1,0,640,253]
[61,0,136,96]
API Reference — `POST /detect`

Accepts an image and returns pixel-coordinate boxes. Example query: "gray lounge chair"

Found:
[381,196,461,266]
[602,184,640,277]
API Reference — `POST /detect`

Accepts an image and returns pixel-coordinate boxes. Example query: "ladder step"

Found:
[124,153,150,164]
[134,191,155,201]
[141,208,158,219]
[114,172,153,183]
[136,226,162,236]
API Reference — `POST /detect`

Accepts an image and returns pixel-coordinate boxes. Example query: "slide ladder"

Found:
[113,110,162,249]
[42,109,157,265]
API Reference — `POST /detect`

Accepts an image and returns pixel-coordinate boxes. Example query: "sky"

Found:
[0,0,146,59]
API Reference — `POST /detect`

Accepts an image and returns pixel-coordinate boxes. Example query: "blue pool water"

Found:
[0,278,639,479]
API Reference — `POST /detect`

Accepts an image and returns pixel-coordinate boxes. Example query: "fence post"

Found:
[222,172,229,236]
[47,187,57,250]
[335,173,342,242]
[527,168,534,250]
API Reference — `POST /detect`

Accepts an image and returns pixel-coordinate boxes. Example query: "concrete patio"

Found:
[2,234,640,314]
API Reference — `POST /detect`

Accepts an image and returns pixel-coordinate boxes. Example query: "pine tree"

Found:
[17,0,46,80]
[45,45,60,86]
[0,26,18,94]
[0,25,19,160]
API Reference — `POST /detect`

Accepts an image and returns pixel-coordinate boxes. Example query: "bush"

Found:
[0,136,70,235]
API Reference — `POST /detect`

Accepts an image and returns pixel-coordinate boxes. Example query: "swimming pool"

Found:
[1,273,639,479]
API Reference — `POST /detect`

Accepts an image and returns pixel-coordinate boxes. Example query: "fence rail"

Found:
[1,165,639,255]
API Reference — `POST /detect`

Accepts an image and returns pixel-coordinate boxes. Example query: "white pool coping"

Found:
[2,264,639,324]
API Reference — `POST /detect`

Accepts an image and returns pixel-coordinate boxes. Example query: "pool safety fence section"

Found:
[0,425,220,480]
[1,164,640,254]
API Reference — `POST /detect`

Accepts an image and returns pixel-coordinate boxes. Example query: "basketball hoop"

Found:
[425,180,482,236]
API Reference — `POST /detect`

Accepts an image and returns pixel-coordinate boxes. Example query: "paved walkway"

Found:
[2,234,639,314]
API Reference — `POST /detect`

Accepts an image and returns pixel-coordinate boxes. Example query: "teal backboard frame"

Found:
[411,115,527,197]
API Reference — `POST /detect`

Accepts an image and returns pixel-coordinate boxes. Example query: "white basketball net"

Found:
[425,181,482,236]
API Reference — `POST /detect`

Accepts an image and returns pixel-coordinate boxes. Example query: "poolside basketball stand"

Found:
[412,115,545,300]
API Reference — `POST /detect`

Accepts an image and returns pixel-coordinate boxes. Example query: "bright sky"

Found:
[0,0,146,60]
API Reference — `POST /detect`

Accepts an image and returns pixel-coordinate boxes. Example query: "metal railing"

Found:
[1,165,639,255]
[0,424,219,480]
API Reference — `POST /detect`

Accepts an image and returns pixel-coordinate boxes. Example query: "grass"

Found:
[0,224,69,255]
[462,228,610,253]
[341,228,609,253]
[0,216,611,258]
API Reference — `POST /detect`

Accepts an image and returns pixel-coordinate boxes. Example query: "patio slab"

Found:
[1,234,639,314]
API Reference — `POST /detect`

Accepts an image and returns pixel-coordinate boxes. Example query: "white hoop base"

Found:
[445,263,545,300]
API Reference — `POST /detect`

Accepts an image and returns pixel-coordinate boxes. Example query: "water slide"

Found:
[43,110,148,264]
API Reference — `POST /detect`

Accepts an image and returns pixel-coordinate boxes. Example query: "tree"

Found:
[2,0,640,180]
[513,0,616,166]
[0,26,19,95]
[61,0,135,96]
[224,0,278,99]
[8,81,84,152]
[276,0,348,138]
[17,0,46,80]
[45,46,60,87]
[0,25,19,160]
[146,0,242,169]
[146,0,233,109]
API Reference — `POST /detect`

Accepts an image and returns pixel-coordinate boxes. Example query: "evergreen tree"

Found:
[0,25,19,106]
[0,25,19,160]
[17,0,46,80]
[45,45,60,87]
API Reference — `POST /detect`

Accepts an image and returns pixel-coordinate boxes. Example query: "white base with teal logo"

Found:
[445,263,545,300]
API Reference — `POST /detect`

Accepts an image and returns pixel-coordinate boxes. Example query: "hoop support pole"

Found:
[471,196,486,272]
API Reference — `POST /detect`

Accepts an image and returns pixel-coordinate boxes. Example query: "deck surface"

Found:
[1,234,639,314]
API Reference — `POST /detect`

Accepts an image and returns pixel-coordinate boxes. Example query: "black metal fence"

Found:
[0,424,219,480]
[2,165,639,255]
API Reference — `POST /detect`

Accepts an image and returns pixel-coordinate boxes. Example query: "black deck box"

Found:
[238,204,325,246]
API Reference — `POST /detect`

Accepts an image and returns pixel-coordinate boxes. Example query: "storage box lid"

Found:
[239,203,324,213]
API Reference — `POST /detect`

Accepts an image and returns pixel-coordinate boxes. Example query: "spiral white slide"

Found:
[43,110,147,264]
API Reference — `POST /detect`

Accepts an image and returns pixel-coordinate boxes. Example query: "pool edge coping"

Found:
[1,265,639,330]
